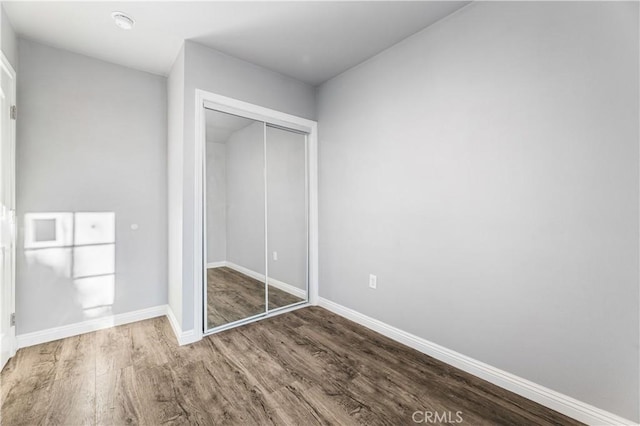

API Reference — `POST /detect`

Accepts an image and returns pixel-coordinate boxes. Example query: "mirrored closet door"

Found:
[204,109,308,333]
[266,125,308,311]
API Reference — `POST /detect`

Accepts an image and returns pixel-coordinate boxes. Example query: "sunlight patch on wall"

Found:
[24,212,116,318]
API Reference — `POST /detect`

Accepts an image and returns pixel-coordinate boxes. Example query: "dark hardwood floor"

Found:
[0,307,582,425]
[207,266,303,329]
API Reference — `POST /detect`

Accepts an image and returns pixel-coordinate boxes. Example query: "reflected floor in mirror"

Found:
[207,267,303,329]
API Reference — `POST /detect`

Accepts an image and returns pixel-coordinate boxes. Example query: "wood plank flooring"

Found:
[0,307,582,426]
[207,267,303,329]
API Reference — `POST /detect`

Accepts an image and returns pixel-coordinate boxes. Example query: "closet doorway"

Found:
[196,91,317,335]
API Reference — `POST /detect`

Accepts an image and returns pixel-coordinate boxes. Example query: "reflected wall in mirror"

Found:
[266,126,308,310]
[205,109,266,330]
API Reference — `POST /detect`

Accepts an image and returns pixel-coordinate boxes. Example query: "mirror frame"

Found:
[194,90,318,337]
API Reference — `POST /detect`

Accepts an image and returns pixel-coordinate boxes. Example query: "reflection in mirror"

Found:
[205,109,266,330]
[266,125,308,310]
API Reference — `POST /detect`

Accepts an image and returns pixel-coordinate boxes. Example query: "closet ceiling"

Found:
[4,1,469,85]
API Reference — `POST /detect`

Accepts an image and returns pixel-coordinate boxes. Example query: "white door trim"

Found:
[0,51,17,370]
[194,89,319,341]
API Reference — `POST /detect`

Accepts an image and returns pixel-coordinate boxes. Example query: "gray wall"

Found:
[206,142,227,264]
[226,122,265,273]
[176,40,316,330]
[317,1,639,421]
[17,39,168,334]
[1,5,17,69]
[167,46,184,327]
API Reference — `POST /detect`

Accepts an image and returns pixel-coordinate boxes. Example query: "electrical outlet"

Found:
[369,274,377,289]
[273,251,278,261]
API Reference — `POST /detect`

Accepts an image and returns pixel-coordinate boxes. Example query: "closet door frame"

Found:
[195,89,318,336]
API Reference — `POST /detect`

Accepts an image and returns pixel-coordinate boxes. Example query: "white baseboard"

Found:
[166,306,200,346]
[267,276,306,299]
[16,305,168,349]
[223,261,262,280]
[210,261,306,299]
[16,305,202,349]
[317,298,635,426]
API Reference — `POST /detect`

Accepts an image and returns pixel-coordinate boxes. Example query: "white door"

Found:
[0,52,16,370]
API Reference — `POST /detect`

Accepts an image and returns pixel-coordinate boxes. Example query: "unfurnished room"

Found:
[0,1,638,425]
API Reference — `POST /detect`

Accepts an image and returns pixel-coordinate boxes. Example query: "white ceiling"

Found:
[206,109,254,144]
[3,1,469,86]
